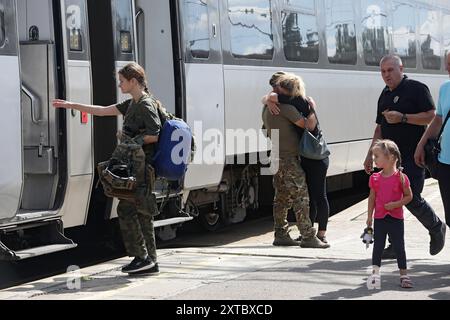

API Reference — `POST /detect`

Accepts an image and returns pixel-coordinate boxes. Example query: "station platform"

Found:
[1,179,449,300]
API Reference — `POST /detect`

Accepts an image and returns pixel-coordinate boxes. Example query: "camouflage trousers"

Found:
[117,196,158,262]
[273,157,316,239]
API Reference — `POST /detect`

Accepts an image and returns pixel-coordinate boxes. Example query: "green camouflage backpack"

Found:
[97,135,158,215]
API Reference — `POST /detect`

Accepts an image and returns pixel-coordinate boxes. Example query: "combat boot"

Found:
[273,233,300,246]
[300,236,330,249]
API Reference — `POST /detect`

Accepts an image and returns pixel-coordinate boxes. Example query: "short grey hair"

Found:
[380,54,403,68]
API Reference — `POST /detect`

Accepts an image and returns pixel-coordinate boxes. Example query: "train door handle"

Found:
[212,24,217,38]
[22,85,43,125]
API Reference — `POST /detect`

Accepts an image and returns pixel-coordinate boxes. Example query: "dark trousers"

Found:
[301,156,330,231]
[402,159,443,233]
[438,162,450,228]
[373,216,407,269]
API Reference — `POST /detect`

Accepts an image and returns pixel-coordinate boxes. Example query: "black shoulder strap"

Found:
[438,110,450,139]
[306,100,321,133]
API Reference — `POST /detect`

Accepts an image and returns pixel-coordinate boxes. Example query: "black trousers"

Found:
[373,215,407,270]
[402,159,443,233]
[301,156,330,231]
[438,162,450,228]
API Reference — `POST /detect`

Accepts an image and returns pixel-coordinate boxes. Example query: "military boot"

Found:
[300,236,330,249]
[273,233,300,246]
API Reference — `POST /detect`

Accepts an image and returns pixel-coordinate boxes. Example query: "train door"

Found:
[0,0,94,260]
[86,0,138,221]
[180,0,226,190]
[134,0,176,114]
[58,0,94,229]
[0,0,21,221]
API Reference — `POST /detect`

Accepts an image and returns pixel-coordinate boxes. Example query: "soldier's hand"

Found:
[382,110,403,124]
[53,99,72,109]
[364,153,374,175]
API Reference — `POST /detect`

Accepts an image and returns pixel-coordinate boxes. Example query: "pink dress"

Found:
[369,171,410,220]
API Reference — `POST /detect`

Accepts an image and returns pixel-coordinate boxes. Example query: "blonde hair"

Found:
[372,139,407,186]
[276,74,306,98]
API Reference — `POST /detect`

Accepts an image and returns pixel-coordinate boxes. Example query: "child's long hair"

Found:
[372,139,406,186]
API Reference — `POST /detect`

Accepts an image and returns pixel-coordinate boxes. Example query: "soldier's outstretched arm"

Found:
[53,99,121,117]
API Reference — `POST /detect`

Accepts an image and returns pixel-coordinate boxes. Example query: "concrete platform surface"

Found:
[1,179,449,300]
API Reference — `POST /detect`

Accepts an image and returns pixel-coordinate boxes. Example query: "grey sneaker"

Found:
[273,235,300,246]
[300,236,330,249]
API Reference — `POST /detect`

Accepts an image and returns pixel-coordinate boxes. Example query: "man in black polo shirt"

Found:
[364,54,446,258]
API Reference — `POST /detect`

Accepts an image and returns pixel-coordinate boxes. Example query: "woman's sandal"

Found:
[400,275,413,289]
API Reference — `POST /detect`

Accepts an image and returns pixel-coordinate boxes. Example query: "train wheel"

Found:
[198,210,221,232]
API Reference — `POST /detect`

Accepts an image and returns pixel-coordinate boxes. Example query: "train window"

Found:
[0,6,5,48]
[184,0,210,59]
[361,0,389,66]
[392,1,416,68]
[325,0,357,65]
[227,0,274,60]
[443,14,450,59]
[113,0,134,60]
[65,0,88,60]
[282,3,319,63]
[419,7,441,70]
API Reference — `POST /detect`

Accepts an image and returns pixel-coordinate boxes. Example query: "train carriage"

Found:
[1,0,449,260]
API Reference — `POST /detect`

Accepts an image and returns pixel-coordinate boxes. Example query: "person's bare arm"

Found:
[415,115,443,167]
[364,125,382,174]
[382,109,436,126]
[262,92,281,115]
[53,99,121,116]
[367,188,375,227]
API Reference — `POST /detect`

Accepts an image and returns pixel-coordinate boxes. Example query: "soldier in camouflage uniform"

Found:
[262,73,329,248]
[54,62,162,273]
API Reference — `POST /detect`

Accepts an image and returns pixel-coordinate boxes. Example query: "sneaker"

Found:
[381,244,396,260]
[273,234,300,246]
[300,236,330,249]
[317,235,328,244]
[121,257,155,274]
[367,274,381,290]
[131,263,160,276]
[430,223,446,256]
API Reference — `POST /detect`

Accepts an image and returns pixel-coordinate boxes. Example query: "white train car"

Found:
[1,0,449,260]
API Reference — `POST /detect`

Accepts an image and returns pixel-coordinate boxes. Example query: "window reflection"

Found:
[185,0,210,59]
[228,0,274,60]
[325,0,356,65]
[392,1,416,68]
[419,8,441,70]
[361,0,389,66]
[443,14,450,58]
[282,7,319,63]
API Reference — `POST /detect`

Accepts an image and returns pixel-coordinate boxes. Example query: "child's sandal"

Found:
[400,275,413,288]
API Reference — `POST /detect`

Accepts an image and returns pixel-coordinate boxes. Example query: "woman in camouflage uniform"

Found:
[53,62,161,274]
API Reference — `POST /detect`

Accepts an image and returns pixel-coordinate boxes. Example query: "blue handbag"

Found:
[298,105,330,160]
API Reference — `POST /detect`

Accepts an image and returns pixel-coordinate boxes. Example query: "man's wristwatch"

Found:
[401,113,408,124]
